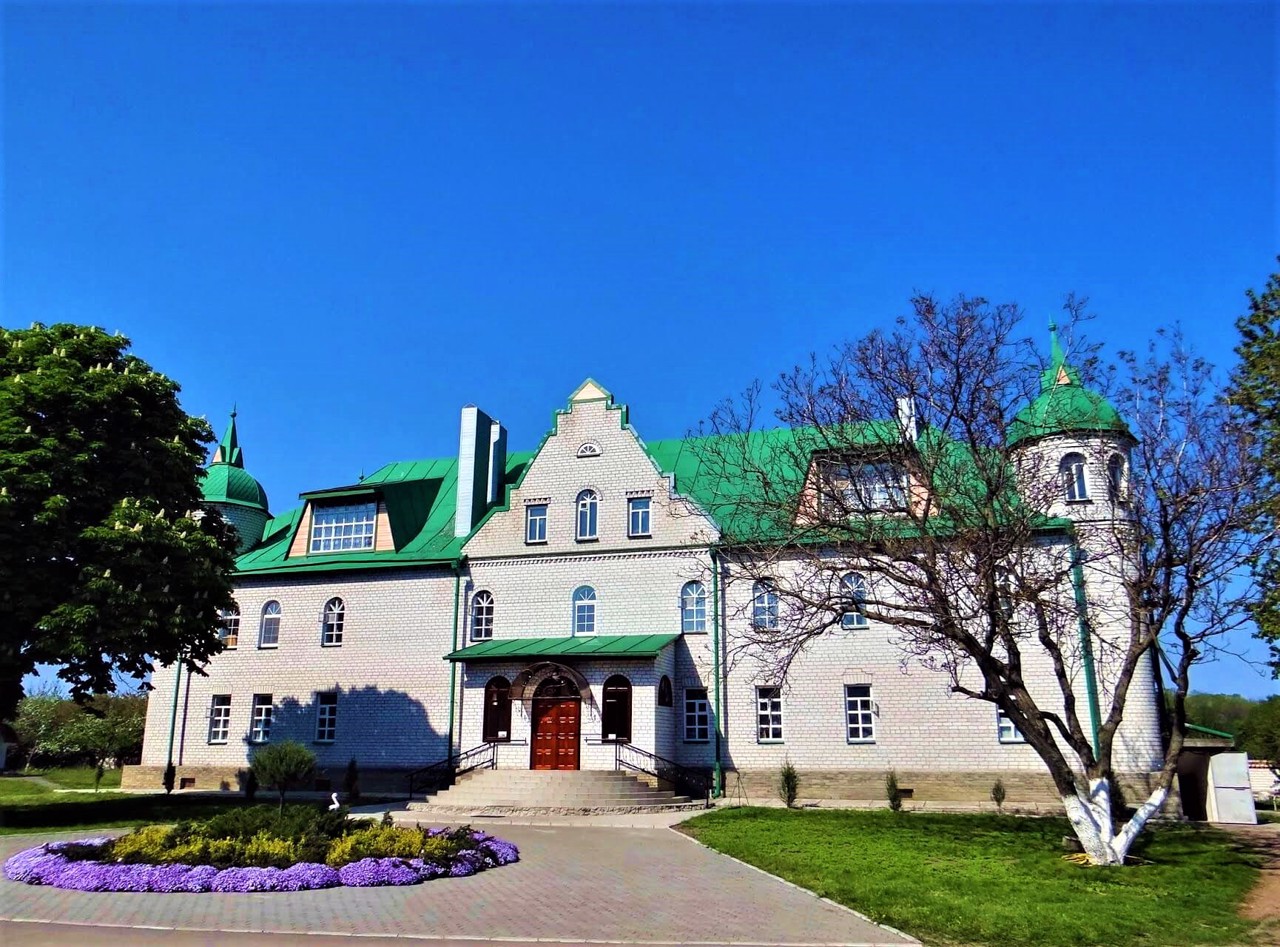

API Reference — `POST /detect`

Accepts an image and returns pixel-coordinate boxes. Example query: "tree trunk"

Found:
[1061,777,1169,865]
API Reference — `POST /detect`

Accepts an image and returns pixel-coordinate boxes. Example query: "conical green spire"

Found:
[211,408,243,468]
[1039,322,1081,390]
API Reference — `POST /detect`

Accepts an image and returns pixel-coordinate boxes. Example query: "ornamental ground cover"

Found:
[3,805,519,893]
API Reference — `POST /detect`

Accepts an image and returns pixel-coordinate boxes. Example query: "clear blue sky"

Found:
[4,2,1277,696]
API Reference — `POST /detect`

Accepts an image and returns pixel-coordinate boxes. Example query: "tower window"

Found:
[471,590,495,641]
[1060,453,1089,502]
[321,598,344,647]
[840,573,869,629]
[1107,454,1128,504]
[681,581,707,634]
[576,490,599,541]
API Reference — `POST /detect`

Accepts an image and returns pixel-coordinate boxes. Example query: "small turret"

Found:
[201,409,271,552]
[1010,325,1134,521]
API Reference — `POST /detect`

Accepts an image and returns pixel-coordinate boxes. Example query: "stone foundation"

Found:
[722,768,1177,813]
[120,764,415,796]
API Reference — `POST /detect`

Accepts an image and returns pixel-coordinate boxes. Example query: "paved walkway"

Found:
[0,823,914,946]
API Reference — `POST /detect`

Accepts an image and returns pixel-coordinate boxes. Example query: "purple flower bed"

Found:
[3,830,518,894]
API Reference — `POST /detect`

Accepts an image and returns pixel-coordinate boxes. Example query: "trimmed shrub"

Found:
[249,741,317,813]
[778,761,799,808]
[344,758,360,803]
[886,770,903,812]
[162,762,176,794]
[991,778,1006,812]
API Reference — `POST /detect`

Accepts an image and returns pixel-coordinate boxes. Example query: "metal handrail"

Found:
[407,742,496,800]
[614,743,713,808]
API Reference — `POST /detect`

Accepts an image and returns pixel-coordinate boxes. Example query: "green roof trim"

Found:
[1186,723,1235,740]
[445,633,680,662]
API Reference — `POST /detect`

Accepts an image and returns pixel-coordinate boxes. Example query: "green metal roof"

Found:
[201,412,270,512]
[445,633,679,662]
[1008,325,1131,445]
[233,451,533,576]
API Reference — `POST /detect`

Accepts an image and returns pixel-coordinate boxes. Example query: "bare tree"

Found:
[691,295,1266,865]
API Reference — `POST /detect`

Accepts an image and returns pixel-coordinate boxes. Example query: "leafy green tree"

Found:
[1233,263,1280,668]
[12,688,77,770]
[59,693,148,774]
[1239,697,1280,765]
[249,741,317,814]
[0,323,238,721]
[1176,692,1256,737]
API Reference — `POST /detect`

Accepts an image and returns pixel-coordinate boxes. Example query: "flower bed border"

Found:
[3,832,519,893]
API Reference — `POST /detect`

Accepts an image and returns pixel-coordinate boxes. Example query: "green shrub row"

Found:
[100,806,476,870]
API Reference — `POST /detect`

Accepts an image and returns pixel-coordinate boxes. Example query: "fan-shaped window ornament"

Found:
[577,442,603,458]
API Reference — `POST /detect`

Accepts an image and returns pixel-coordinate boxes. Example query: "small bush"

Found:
[110,825,173,864]
[162,762,176,794]
[324,825,464,867]
[778,761,799,808]
[200,804,348,844]
[344,758,360,803]
[243,832,300,868]
[886,770,903,812]
[250,741,317,813]
[991,778,1006,812]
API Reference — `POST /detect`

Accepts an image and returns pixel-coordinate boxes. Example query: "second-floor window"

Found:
[259,601,281,648]
[471,590,494,640]
[576,490,599,541]
[217,604,240,649]
[681,581,707,633]
[628,497,651,537]
[752,581,779,630]
[840,573,869,629]
[310,502,377,552]
[321,598,344,646]
[525,504,548,544]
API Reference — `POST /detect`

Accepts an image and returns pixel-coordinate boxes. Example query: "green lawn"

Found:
[39,766,124,790]
[680,808,1259,947]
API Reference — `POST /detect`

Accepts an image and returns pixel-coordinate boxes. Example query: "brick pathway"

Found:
[0,825,914,946]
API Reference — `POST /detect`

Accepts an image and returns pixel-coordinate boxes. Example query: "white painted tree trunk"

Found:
[1061,777,1169,866]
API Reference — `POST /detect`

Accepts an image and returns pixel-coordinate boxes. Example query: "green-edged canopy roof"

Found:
[201,412,270,512]
[445,633,680,662]
[1008,325,1130,445]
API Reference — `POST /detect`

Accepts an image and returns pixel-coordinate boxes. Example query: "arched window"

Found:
[259,601,281,648]
[657,675,673,708]
[483,676,512,743]
[1107,454,1128,504]
[576,489,599,540]
[218,603,240,649]
[321,597,344,647]
[601,674,632,743]
[840,573,868,629]
[1060,453,1089,502]
[471,591,494,641]
[681,581,707,634]
[996,568,1015,621]
[752,581,779,630]
[573,585,597,635]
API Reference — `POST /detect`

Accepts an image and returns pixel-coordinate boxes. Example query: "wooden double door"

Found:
[530,675,581,770]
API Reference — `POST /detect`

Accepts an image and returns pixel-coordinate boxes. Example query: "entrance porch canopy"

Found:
[444,633,678,662]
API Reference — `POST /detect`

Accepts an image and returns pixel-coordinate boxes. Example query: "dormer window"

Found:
[1060,454,1089,503]
[823,461,908,514]
[310,502,376,552]
[577,442,602,458]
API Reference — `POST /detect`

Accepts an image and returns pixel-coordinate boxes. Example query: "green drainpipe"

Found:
[164,659,183,772]
[1069,541,1102,755]
[711,546,723,797]
[447,562,462,758]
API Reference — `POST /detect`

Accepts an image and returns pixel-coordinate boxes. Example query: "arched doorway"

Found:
[531,673,581,770]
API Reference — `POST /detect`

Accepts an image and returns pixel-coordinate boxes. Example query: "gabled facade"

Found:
[126,361,1164,807]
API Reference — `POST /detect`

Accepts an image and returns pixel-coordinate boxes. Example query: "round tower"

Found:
[1008,323,1135,523]
[201,410,271,553]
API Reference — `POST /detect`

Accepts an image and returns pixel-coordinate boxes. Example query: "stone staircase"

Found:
[406,768,705,815]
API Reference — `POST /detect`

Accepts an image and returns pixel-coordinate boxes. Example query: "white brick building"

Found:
[128,364,1166,806]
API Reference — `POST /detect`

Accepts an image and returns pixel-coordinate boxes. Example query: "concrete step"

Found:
[414,768,698,812]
